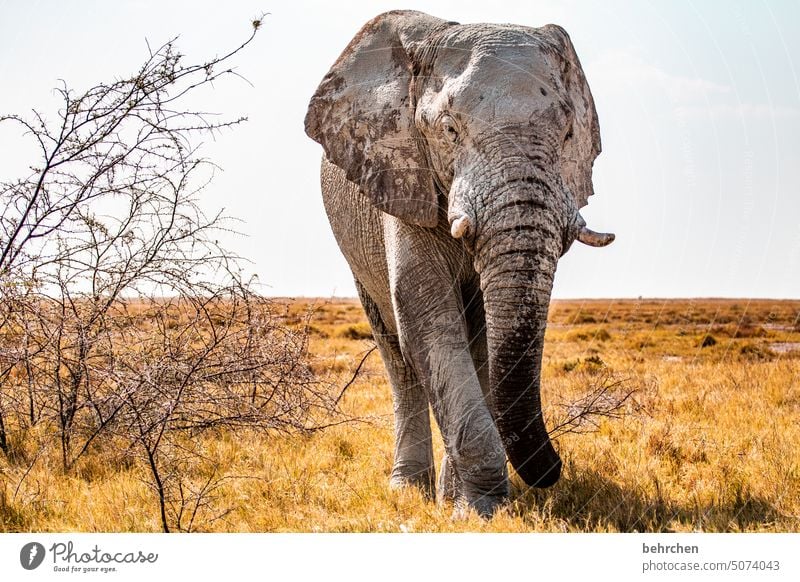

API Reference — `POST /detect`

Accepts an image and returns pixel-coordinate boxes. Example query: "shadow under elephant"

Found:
[506,460,787,532]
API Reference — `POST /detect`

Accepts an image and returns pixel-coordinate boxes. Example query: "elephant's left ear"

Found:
[538,24,601,209]
[305,11,455,227]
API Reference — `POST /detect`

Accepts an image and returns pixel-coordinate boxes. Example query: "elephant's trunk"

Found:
[473,178,563,488]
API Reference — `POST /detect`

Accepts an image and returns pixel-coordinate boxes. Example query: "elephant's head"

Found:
[305,10,614,488]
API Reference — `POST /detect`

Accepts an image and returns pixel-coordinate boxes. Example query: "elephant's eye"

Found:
[440,115,459,144]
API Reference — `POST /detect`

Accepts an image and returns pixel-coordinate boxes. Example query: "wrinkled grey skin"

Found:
[305,10,614,517]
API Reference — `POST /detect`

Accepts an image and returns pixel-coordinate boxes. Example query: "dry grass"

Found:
[2,298,799,532]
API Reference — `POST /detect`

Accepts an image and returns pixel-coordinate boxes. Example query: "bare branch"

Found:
[335,345,378,406]
[548,372,640,439]
[0,18,346,532]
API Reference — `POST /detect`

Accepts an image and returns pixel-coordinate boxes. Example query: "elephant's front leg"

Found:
[379,338,435,496]
[355,281,435,496]
[387,358,435,495]
[423,330,508,517]
[435,282,491,507]
[387,224,508,517]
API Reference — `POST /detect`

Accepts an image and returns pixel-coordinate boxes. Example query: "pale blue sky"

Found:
[1,1,798,298]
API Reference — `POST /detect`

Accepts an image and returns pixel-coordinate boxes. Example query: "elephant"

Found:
[304,10,615,517]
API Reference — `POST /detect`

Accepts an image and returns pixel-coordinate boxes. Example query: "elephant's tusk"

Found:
[450,216,472,239]
[577,226,615,247]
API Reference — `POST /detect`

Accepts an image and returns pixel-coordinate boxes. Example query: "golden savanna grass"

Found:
[1,298,798,532]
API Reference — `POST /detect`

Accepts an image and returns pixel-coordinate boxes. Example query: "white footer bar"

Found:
[1,533,797,581]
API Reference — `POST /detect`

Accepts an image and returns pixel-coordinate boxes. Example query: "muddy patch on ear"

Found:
[304,73,345,141]
[305,11,453,227]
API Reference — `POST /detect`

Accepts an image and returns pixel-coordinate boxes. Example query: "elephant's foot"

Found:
[451,491,508,520]
[453,467,509,519]
[389,462,435,499]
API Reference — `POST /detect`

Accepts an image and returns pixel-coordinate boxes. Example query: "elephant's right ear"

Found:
[305,11,454,228]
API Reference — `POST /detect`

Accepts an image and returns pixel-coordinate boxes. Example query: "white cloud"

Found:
[587,48,730,104]
[675,102,800,120]
[587,49,800,121]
